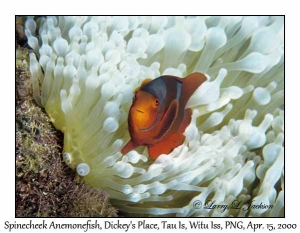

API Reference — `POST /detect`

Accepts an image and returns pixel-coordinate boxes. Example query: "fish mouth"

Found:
[136,109,144,113]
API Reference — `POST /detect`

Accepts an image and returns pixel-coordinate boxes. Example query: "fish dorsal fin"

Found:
[180,72,207,106]
[154,99,179,140]
[134,78,152,93]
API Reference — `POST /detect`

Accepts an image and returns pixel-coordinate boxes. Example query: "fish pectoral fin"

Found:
[178,108,193,133]
[154,99,179,140]
[148,133,186,160]
[121,140,136,155]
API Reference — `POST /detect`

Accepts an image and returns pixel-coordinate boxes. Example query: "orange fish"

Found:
[121,72,207,160]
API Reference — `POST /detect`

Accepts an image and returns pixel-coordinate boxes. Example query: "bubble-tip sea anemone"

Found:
[25,16,284,217]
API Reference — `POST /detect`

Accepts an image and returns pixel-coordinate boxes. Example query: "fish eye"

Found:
[154,99,159,106]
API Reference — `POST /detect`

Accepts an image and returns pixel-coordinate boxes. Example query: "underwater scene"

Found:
[18,16,284,217]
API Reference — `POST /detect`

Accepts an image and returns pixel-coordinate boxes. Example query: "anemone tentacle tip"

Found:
[76,163,90,176]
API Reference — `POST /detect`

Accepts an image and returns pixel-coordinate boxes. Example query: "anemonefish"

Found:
[121,72,207,160]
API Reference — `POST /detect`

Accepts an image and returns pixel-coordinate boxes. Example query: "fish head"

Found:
[128,90,160,130]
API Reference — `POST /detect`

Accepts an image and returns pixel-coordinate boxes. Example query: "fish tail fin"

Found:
[179,108,193,133]
[121,140,136,155]
[147,133,186,160]
[180,72,207,106]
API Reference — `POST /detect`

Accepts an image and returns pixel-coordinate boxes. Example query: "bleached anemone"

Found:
[25,16,284,217]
